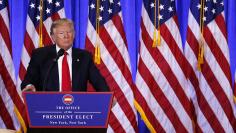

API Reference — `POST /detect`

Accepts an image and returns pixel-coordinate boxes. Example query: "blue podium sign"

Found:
[23,92,113,128]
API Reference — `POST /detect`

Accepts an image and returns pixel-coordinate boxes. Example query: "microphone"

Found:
[43,48,65,91]
[54,48,65,61]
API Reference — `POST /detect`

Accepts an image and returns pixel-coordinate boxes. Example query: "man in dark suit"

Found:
[21,18,110,133]
[21,18,109,92]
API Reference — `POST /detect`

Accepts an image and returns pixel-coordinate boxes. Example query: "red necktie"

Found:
[62,52,72,91]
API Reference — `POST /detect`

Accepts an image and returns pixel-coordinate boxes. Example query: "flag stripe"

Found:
[0,56,27,125]
[96,28,137,120]
[21,47,31,71]
[24,32,36,57]
[203,26,231,83]
[185,1,236,131]
[50,11,62,21]
[139,34,192,131]
[0,58,25,130]
[203,42,232,99]
[0,95,14,129]
[19,60,27,81]
[161,20,193,95]
[112,104,136,132]
[199,67,233,131]
[103,15,131,72]
[201,59,235,129]
[138,58,187,132]
[0,13,11,55]
[186,30,231,132]
[186,28,199,58]
[141,20,192,120]
[210,16,228,56]
[186,10,235,130]
[1,1,27,130]
[184,49,224,132]
[161,20,187,76]
[25,17,40,48]
[141,6,191,110]
[108,112,126,132]
[135,74,166,132]
[188,82,212,133]
[111,14,128,48]
[135,1,195,132]
[167,15,183,49]
[214,14,227,39]
[99,27,133,91]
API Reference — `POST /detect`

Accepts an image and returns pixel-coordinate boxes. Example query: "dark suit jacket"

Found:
[21,45,109,92]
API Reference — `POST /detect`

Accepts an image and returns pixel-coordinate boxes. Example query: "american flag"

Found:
[0,0,27,132]
[85,0,138,132]
[17,0,65,92]
[134,0,195,132]
[184,0,236,132]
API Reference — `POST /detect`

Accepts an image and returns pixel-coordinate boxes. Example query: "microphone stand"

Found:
[42,49,64,91]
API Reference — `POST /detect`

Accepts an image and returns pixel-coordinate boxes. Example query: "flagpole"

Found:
[152,0,161,47]
[39,0,44,47]
[197,0,205,71]
[95,0,101,64]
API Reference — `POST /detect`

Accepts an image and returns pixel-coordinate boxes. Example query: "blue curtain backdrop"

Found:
[9,0,236,132]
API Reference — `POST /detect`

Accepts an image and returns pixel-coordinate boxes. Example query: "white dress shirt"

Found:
[56,45,72,92]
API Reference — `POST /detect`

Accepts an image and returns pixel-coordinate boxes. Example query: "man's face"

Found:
[51,23,75,50]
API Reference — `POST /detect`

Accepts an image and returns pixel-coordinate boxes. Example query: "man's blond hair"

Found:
[50,18,74,35]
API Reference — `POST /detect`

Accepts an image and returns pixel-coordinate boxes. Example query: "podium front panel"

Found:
[23,92,113,128]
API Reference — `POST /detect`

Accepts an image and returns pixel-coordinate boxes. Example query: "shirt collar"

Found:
[56,45,72,56]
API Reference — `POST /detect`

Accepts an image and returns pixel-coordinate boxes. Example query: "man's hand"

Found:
[22,84,36,92]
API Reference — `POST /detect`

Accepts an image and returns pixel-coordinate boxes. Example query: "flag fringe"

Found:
[14,105,27,133]
[197,44,204,71]
[94,45,101,64]
[134,100,156,133]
